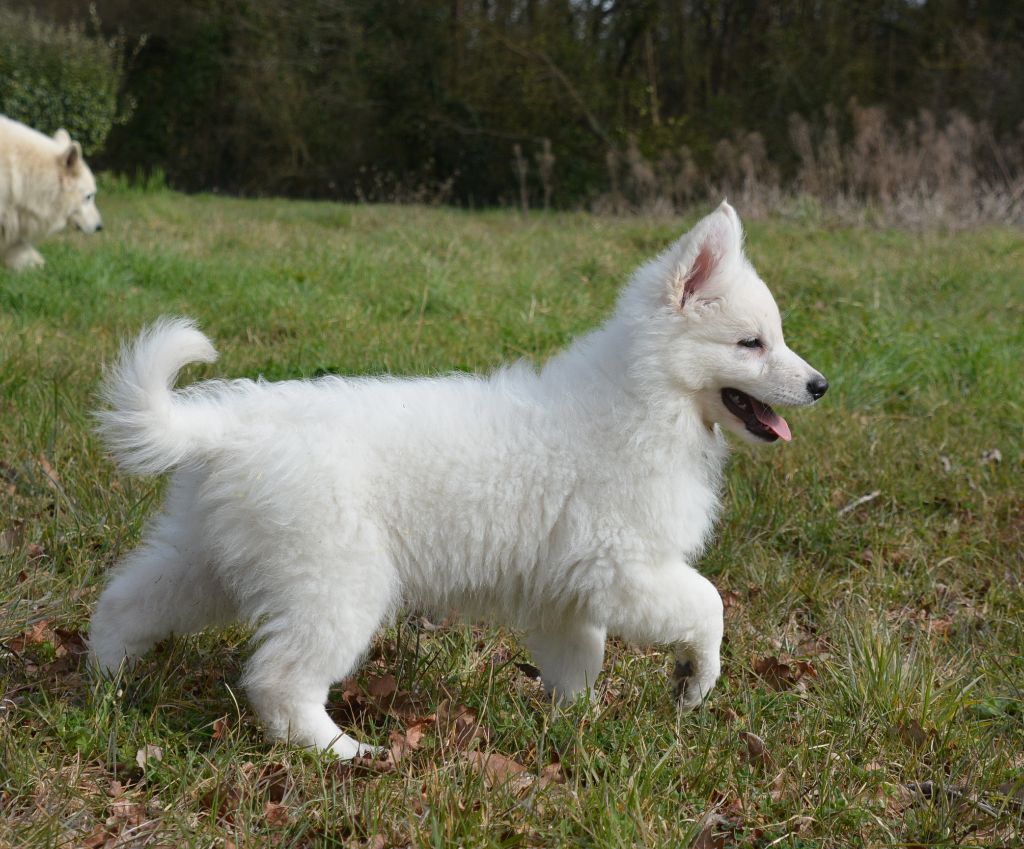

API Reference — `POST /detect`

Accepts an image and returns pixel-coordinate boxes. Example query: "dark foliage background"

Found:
[13,0,1024,206]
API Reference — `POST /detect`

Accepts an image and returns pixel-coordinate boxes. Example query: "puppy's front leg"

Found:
[525,620,606,705]
[607,560,724,710]
[671,639,721,712]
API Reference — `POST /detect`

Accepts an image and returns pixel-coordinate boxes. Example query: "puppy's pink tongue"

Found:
[751,398,792,442]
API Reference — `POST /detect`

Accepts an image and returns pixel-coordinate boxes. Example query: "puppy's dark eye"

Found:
[738,338,763,349]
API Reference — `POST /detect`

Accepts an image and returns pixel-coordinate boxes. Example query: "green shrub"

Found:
[0,6,131,155]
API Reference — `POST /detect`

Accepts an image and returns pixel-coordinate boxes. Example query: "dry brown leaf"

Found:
[264,800,290,826]
[212,717,229,740]
[720,590,743,611]
[436,699,488,750]
[0,524,24,554]
[52,627,87,659]
[769,769,799,802]
[690,812,729,849]
[257,762,292,803]
[109,799,148,828]
[538,761,564,787]
[882,781,918,815]
[796,636,831,657]
[81,824,110,849]
[739,731,773,768]
[334,674,430,725]
[337,677,361,700]
[752,655,818,691]
[197,777,241,824]
[37,453,60,489]
[381,689,431,724]
[362,836,387,849]
[925,617,953,637]
[136,744,163,769]
[0,466,16,497]
[20,619,52,647]
[366,673,398,700]
[463,750,529,789]
[895,718,931,749]
[388,721,429,765]
[711,705,739,723]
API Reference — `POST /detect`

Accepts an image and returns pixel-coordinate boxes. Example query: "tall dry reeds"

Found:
[590,101,1024,227]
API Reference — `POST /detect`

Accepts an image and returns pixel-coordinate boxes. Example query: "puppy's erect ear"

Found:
[53,128,71,145]
[669,201,743,310]
[59,141,83,173]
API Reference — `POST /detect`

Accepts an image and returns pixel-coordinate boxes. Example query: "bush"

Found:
[0,6,131,155]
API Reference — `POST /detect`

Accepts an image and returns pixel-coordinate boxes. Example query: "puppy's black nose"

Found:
[96,223,104,231]
[807,375,829,400]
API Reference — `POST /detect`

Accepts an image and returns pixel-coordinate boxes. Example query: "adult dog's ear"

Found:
[669,201,744,311]
[53,128,71,146]
[58,140,83,174]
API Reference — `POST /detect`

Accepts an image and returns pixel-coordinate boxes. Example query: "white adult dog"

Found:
[0,116,103,270]
[90,202,827,759]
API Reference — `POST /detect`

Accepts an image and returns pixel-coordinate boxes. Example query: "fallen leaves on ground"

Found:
[36,453,61,490]
[263,800,290,826]
[689,812,734,849]
[435,698,488,752]
[332,673,432,726]
[739,731,773,768]
[751,655,818,692]
[77,782,163,848]
[893,718,935,751]
[463,751,566,796]
[135,745,163,770]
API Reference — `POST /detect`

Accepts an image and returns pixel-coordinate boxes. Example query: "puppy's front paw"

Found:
[673,659,700,710]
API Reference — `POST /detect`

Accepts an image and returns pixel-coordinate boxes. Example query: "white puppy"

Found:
[90,202,827,759]
[0,116,103,270]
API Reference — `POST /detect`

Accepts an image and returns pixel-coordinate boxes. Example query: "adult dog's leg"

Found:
[4,243,44,270]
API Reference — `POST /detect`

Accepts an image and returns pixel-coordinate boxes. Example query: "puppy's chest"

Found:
[636,463,723,559]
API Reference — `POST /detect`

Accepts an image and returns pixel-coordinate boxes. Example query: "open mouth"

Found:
[721,388,792,442]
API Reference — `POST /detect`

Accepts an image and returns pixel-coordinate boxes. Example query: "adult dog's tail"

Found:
[96,318,220,475]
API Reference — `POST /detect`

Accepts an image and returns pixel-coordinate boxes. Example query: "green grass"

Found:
[1,186,1022,848]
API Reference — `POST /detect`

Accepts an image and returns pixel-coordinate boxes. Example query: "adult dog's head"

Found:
[54,128,103,236]
[628,202,828,444]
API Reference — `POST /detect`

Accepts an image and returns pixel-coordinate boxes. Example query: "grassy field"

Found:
[1,186,1022,848]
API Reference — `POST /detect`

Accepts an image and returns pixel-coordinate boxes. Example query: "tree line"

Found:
[13,0,1024,208]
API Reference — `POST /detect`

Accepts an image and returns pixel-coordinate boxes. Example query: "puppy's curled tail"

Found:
[96,317,220,476]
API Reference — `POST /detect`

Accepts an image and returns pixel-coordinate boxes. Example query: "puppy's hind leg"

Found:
[89,532,234,674]
[90,473,235,673]
[241,544,398,760]
[525,620,606,705]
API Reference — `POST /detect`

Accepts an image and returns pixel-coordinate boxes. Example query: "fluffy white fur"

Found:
[0,116,103,270]
[89,202,826,759]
